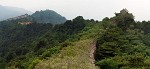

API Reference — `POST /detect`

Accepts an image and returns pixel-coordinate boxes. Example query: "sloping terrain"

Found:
[35,39,98,69]
[1,15,103,69]
[2,9,150,69]
[31,10,67,24]
[34,22,104,69]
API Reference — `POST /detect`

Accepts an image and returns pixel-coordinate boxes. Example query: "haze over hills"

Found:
[0,5,32,21]
[0,9,67,25]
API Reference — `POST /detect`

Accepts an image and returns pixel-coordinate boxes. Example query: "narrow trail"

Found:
[89,40,97,65]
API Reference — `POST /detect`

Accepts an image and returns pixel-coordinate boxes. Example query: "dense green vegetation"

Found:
[0,9,150,69]
[0,13,89,68]
[34,18,103,69]
[95,9,150,69]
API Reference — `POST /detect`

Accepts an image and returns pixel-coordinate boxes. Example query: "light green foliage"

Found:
[28,59,41,69]
[41,47,60,59]
[35,39,99,69]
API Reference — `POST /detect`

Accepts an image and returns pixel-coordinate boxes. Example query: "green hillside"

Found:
[35,21,103,69]
[0,9,150,69]
[31,10,67,24]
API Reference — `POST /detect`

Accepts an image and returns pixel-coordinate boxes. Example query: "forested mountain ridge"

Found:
[0,9,150,69]
[0,9,67,25]
[0,15,87,69]
[31,10,67,24]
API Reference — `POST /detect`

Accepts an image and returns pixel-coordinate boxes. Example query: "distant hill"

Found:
[31,10,67,24]
[0,9,67,28]
[0,5,32,21]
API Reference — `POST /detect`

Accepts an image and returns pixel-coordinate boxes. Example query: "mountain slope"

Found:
[1,16,89,69]
[35,39,98,69]
[1,9,150,69]
[31,10,67,24]
[34,22,103,69]
[0,5,32,21]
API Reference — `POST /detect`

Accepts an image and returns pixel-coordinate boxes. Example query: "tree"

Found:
[95,26,129,60]
[143,33,150,46]
[34,40,47,52]
[72,16,84,23]
[96,59,119,69]
[112,9,135,31]
[142,21,150,34]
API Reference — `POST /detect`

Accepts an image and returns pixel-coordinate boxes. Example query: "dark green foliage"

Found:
[53,16,85,42]
[143,33,150,46]
[95,26,128,60]
[128,54,144,67]
[1,9,150,69]
[55,16,85,35]
[111,54,150,69]
[141,21,150,34]
[131,21,150,35]
[0,22,54,69]
[96,59,119,69]
[102,17,111,29]
[0,16,86,69]
[34,40,47,52]
[112,9,135,31]
[95,9,150,69]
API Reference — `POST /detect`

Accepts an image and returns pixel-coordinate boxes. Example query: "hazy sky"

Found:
[0,0,150,21]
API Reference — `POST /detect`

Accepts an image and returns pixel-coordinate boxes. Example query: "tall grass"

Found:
[35,39,99,69]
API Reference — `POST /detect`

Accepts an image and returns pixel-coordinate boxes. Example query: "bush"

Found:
[28,59,40,69]
[41,47,60,59]
[96,59,119,69]
[144,58,150,68]
[142,33,150,46]
[128,54,144,67]
[60,41,73,49]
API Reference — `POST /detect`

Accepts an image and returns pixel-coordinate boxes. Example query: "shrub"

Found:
[128,54,144,67]
[28,59,40,69]
[96,59,119,69]
[41,47,60,59]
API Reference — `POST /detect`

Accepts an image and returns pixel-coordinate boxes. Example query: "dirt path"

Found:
[89,40,96,64]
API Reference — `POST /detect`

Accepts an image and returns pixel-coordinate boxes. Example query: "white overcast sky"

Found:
[0,0,150,21]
